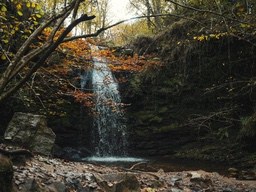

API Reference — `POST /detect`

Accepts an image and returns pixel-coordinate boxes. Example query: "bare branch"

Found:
[0,0,77,93]
[63,14,204,42]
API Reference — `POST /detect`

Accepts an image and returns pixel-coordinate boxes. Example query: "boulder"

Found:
[4,112,56,156]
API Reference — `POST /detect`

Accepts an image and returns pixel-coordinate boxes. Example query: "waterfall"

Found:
[91,55,127,157]
[83,46,145,163]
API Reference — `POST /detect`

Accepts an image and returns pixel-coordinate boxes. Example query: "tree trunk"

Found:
[152,0,162,30]
[145,0,152,29]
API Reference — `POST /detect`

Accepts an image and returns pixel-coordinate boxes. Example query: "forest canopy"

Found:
[0,0,255,105]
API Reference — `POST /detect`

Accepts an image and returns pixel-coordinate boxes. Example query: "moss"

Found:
[135,130,149,137]
[240,114,256,138]
[135,111,155,122]
[149,116,163,123]
[159,107,168,114]
[156,123,180,133]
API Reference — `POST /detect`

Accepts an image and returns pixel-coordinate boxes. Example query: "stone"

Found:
[19,179,45,192]
[95,173,140,192]
[171,188,183,192]
[4,112,56,156]
[48,182,66,192]
[189,171,212,189]
[228,167,239,178]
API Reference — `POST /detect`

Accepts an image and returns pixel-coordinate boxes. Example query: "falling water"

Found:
[91,55,128,157]
[83,46,145,163]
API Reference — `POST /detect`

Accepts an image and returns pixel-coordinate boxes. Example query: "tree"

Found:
[0,0,165,104]
[129,0,167,31]
[0,0,97,104]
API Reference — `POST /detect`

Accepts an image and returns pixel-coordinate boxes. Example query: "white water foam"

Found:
[84,156,146,163]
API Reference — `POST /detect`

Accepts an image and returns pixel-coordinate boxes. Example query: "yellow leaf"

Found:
[36,14,41,18]
[3,39,8,44]
[1,54,6,60]
[1,6,7,12]
[35,4,41,10]
[26,2,30,8]
[198,36,204,41]
[31,2,36,8]
[16,3,22,10]
[17,11,23,16]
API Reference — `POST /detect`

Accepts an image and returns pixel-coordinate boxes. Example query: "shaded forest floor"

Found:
[13,154,256,192]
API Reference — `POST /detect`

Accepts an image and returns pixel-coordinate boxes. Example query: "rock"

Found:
[228,167,239,178]
[4,112,56,155]
[48,182,66,192]
[168,176,182,186]
[171,188,183,192]
[190,171,202,179]
[95,173,140,192]
[240,170,256,180]
[0,155,14,192]
[189,171,212,189]
[19,179,46,192]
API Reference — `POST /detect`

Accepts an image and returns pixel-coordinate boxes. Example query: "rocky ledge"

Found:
[4,155,255,192]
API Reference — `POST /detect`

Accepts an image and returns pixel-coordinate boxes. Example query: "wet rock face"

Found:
[4,112,56,156]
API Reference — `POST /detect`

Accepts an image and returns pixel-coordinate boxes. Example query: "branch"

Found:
[56,14,96,44]
[165,0,251,25]
[72,0,82,21]
[0,14,96,102]
[63,13,204,42]
[0,0,76,93]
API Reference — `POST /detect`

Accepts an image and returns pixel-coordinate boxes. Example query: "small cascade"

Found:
[91,53,127,157]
